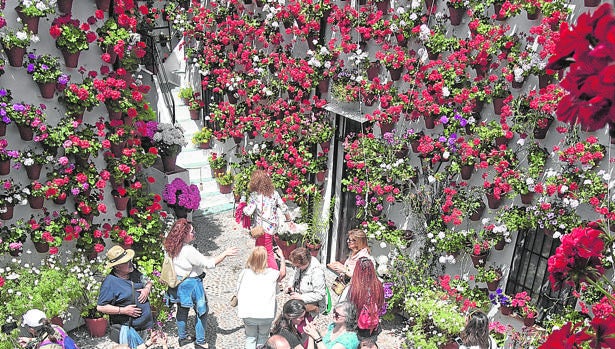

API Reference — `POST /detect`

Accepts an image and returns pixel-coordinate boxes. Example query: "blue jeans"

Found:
[172,277,208,345]
[177,306,208,345]
[243,318,273,349]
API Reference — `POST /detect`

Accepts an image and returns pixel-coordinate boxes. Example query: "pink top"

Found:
[344,248,375,277]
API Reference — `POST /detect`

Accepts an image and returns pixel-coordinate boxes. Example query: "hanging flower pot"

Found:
[520,192,534,205]
[492,97,507,115]
[424,0,436,13]
[17,124,34,141]
[485,192,503,209]
[460,164,473,180]
[487,278,501,291]
[493,3,507,20]
[379,121,395,134]
[57,0,74,13]
[25,163,43,180]
[199,141,212,150]
[0,159,10,175]
[233,135,243,144]
[533,119,553,139]
[469,202,486,221]
[28,195,45,209]
[500,305,513,315]
[173,205,191,218]
[53,192,68,205]
[511,77,526,89]
[494,239,506,251]
[34,240,50,253]
[526,8,540,20]
[584,0,601,6]
[388,66,403,81]
[15,7,41,34]
[9,247,23,257]
[316,171,326,182]
[448,6,465,26]
[470,252,489,268]
[367,61,381,81]
[424,114,436,129]
[61,49,81,68]
[190,108,200,120]
[320,141,330,152]
[95,0,111,11]
[318,78,330,94]
[219,183,233,194]
[5,46,27,67]
[161,154,178,173]
[523,317,536,327]
[85,317,108,338]
[0,123,6,137]
[113,196,130,211]
[0,204,14,220]
[306,242,322,257]
[37,81,56,99]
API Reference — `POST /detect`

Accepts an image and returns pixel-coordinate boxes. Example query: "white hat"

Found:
[22,309,47,328]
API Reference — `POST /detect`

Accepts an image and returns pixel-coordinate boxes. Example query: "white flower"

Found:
[379,242,387,248]
[438,256,447,264]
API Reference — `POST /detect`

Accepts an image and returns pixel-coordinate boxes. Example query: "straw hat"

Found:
[105,245,135,268]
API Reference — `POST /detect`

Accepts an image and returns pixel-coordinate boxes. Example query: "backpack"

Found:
[357,301,380,333]
[159,255,181,288]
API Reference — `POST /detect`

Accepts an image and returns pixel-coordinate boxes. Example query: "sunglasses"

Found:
[346,238,357,243]
[333,310,346,319]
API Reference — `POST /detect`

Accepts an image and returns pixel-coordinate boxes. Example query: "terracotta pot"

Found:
[0,123,5,137]
[584,0,600,6]
[218,183,233,194]
[5,46,26,67]
[379,121,395,134]
[25,163,43,180]
[85,317,108,338]
[0,159,10,176]
[487,278,501,291]
[57,0,74,13]
[172,206,191,219]
[107,109,123,120]
[212,167,226,178]
[9,247,23,257]
[469,202,485,221]
[388,66,403,81]
[161,154,178,173]
[460,164,473,180]
[306,242,321,257]
[367,61,381,81]
[538,73,553,89]
[493,3,507,20]
[471,252,489,268]
[448,6,465,26]
[37,81,56,99]
[486,193,503,209]
[520,192,534,205]
[524,317,536,327]
[190,109,200,120]
[28,195,45,209]
[424,114,436,129]
[500,305,513,315]
[511,77,526,89]
[114,196,130,211]
[0,204,14,220]
[53,194,67,205]
[34,240,50,253]
[199,141,212,149]
[16,6,40,34]
[96,0,111,11]
[492,96,507,115]
[320,141,330,152]
[274,234,297,259]
[526,8,540,20]
[233,136,243,144]
[316,171,326,182]
[61,49,81,68]
[17,124,34,141]
[318,78,330,94]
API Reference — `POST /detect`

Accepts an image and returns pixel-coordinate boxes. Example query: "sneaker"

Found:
[194,343,209,349]
[178,335,194,347]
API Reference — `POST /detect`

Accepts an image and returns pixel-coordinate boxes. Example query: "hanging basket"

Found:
[470,252,489,268]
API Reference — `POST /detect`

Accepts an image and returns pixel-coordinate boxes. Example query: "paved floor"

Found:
[70,211,406,348]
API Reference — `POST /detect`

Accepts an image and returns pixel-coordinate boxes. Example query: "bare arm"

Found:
[213,247,239,265]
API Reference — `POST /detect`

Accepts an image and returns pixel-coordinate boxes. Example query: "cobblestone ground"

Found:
[70,211,406,348]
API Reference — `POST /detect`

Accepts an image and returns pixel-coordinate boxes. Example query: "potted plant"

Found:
[0,26,38,66]
[5,102,46,141]
[0,179,27,220]
[178,86,195,104]
[24,52,66,98]
[15,147,51,180]
[0,139,20,175]
[476,265,503,291]
[489,287,513,314]
[0,222,27,256]
[49,14,96,67]
[58,78,100,118]
[162,178,201,218]
[214,171,234,194]
[188,95,204,120]
[208,152,228,176]
[152,123,187,172]
[192,127,213,149]
[96,17,131,63]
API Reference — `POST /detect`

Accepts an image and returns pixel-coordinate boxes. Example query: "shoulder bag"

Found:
[250,195,266,238]
[230,270,245,307]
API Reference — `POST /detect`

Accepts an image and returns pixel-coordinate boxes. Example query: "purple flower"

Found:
[383,132,395,144]
[12,104,25,112]
[71,188,81,196]
[0,89,7,97]
[57,74,70,85]
[440,115,448,124]
[27,64,35,73]
[383,282,394,299]
[41,64,49,71]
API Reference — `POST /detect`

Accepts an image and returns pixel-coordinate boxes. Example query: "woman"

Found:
[163,218,239,349]
[243,170,294,270]
[327,229,375,299]
[347,258,384,339]
[97,246,154,349]
[271,299,309,349]
[18,309,79,349]
[288,247,327,315]
[237,246,287,349]
[304,301,359,349]
[458,311,498,349]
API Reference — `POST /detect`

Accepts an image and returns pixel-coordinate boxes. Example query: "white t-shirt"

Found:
[237,268,280,319]
[172,244,216,278]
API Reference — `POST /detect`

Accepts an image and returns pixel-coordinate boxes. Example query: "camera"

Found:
[454,337,463,345]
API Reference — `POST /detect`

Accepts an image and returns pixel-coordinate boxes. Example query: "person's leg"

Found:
[194,310,208,345]
[175,306,190,340]
[243,318,258,349]
[255,318,274,347]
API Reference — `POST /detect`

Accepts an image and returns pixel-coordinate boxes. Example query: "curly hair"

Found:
[248,169,275,196]
[460,310,491,349]
[289,247,311,267]
[348,257,384,317]
[164,218,192,258]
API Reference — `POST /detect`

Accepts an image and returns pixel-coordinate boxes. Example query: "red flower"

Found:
[49,25,62,39]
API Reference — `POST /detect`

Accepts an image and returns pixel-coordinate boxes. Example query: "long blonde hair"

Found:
[348,229,369,255]
[246,246,268,274]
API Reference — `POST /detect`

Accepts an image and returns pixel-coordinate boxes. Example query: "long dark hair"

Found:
[460,310,490,349]
[271,299,306,339]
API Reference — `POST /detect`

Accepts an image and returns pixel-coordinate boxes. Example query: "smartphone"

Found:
[454,337,463,345]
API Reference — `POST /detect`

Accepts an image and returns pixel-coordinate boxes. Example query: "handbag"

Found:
[230,270,245,307]
[357,301,380,333]
[250,225,265,239]
[331,276,347,295]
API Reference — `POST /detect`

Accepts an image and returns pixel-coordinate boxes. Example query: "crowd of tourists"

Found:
[16,170,496,349]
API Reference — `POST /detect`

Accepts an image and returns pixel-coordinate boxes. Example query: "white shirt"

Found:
[172,244,216,278]
[237,268,280,319]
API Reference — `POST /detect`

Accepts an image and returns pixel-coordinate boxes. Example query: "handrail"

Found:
[142,32,176,124]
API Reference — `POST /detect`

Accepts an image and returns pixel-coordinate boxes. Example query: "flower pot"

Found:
[469,202,485,221]
[367,61,381,81]
[424,114,436,129]
[379,121,395,134]
[526,8,540,20]
[227,92,238,104]
[584,0,600,6]
[28,195,45,209]
[34,240,50,253]
[486,193,503,209]
[233,136,243,144]
[376,0,390,12]
[306,242,321,257]
[16,7,40,34]
[474,64,489,77]
[511,78,526,89]
[493,3,507,20]
[487,278,501,291]
[500,305,513,315]
[306,32,318,51]
[0,204,14,220]
[424,0,436,13]
[495,136,509,147]
[61,49,81,68]
[471,252,489,268]
[318,78,330,94]
[57,0,74,13]
[212,167,226,178]
[53,194,67,205]
[520,192,534,205]
[0,123,5,137]
[448,6,465,26]
[363,93,377,106]
[274,234,297,259]
[113,196,130,211]
[5,46,26,67]
[190,109,200,120]
[9,247,23,257]
[538,73,553,89]
[426,47,439,60]
[492,97,507,115]
[395,145,409,159]
[25,163,43,180]
[533,119,553,139]
[199,141,212,149]
[316,171,326,182]
[388,67,403,81]
[37,81,57,99]
[110,141,127,157]
[85,317,108,338]
[461,164,473,180]
[219,183,233,194]
[0,159,10,175]
[320,141,330,152]
[96,0,111,11]
[17,124,34,141]
[74,154,90,168]
[172,206,191,218]
[523,317,536,327]
[161,154,178,173]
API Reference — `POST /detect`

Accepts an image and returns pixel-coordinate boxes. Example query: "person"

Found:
[359,338,378,349]
[97,245,154,349]
[327,230,375,298]
[304,301,359,349]
[458,310,498,349]
[288,247,327,315]
[163,218,239,349]
[347,258,384,339]
[111,331,168,349]
[271,299,310,349]
[265,335,292,349]
[243,169,294,270]
[18,309,79,349]
[237,246,287,349]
